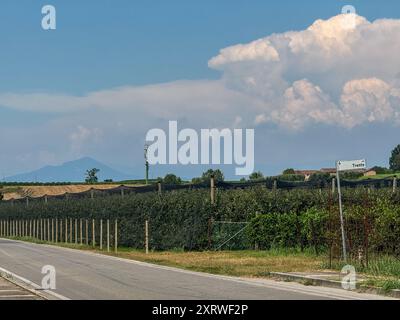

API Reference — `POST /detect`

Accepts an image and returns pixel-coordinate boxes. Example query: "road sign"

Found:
[336,159,366,171]
[335,158,366,263]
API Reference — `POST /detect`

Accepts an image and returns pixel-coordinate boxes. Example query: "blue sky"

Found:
[1,0,398,92]
[1,1,400,180]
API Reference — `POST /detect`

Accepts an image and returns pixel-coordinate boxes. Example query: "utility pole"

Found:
[144,144,150,185]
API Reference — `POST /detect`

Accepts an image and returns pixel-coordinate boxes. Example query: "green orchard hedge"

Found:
[1,187,400,254]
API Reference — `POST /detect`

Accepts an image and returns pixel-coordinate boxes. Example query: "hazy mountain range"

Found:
[3,157,136,183]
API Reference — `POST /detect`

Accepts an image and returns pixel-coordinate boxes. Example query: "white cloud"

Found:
[209,14,400,129]
[340,78,398,127]
[208,39,280,68]
[0,13,400,140]
[69,125,103,154]
[263,79,340,130]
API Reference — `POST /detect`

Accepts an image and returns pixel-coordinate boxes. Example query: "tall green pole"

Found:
[144,144,149,185]
[145,160,149,185]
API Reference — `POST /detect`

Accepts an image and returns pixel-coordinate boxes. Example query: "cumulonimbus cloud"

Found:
[209,14,400,129]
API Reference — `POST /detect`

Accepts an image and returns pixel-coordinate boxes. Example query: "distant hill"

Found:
[3,157,136,183]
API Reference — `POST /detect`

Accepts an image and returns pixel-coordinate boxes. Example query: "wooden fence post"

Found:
[86,219,89,246]
[158,182,162,195]
[65,218,68,243]
[210,176,215,205]
[60,219,63,243]
[56,218,58,243]
[114,219,118,253]
[393,176,397,193]
[70,218,72,244]
[107,219,110,252]
[100,219,103,250]
[80,219,83,245]
[92,219,95,247]
[75,219,78,244]
[145,220,149,254]
[332,178,336,194]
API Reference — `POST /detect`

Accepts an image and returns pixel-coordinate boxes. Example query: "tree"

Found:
[201,169,224,183]
[249,171,264,180]
[191,177,203,184]
[282,168,295,175]
[278,174,305,182]
[308,172,331,184]
[389,145,400,171]
[341,171,363,180]
[370,166,391,174]
[85,168,100,184]
[163,174,182,185]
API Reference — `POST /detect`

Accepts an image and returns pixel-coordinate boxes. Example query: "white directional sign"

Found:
[336,159,366,172]
[335,158,367,263]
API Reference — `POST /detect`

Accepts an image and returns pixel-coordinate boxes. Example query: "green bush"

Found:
[1,187,400,255]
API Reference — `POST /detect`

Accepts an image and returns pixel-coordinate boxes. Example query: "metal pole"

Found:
[336,163,347,263]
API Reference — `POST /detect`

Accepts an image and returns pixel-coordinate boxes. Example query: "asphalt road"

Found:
[0,238,392,300]
[0,276,41,300]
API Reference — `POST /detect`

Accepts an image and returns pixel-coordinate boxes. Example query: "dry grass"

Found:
[107,249,325,277]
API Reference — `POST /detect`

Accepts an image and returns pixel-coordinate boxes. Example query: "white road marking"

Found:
[0,265,70,300]
[0,294,37,298]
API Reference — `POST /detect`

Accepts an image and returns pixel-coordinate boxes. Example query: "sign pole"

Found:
[336,161,347,263]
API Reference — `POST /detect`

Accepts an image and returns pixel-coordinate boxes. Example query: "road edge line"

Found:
[0,266,70,301]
